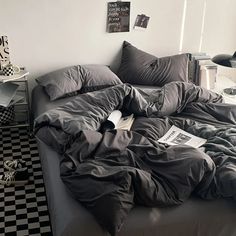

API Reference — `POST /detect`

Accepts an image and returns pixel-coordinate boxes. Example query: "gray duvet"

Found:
[34,82,236,236]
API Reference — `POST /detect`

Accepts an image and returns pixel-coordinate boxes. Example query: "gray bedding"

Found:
[32,84,236,236]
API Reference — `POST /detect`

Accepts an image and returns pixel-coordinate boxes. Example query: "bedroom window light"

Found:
[198,0,207,53]
[179,0,187,53]
[179,0,208,54]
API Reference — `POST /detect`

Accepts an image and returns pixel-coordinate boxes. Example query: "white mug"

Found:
[2,63,20,76]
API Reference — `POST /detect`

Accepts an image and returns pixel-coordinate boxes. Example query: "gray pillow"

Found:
[36,65,122,101]
[80,64,122,93]
[36,66,83,101]
[117,41,189,86]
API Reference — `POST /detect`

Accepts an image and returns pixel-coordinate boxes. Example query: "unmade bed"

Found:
[32,83,236,236]
[32,41,236,236]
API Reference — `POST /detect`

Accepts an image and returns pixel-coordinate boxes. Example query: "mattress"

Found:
[32,85,236,236]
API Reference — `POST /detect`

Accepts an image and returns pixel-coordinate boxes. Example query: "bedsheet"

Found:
[32,84,236,235]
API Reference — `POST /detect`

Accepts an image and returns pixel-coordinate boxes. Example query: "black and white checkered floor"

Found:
[0,127,52,236]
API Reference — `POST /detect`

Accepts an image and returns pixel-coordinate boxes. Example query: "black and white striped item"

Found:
[0,105,14,124]
[2,66,14,76]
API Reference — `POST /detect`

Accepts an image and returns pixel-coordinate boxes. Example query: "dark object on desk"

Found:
[212,51,236,68]
[223,87,236,96]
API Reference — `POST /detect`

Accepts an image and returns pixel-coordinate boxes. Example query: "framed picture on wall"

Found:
[0,35,10,67]
[107,2,130,33]
[134,14,150,29]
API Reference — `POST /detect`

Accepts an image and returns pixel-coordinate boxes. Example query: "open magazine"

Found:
[8,94,25,106]
[102,110,135,131]
[158,125,207,148]
[0,82,19,107]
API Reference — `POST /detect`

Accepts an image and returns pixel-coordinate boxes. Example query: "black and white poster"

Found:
[107,2,130,33]
[0,36,10,65]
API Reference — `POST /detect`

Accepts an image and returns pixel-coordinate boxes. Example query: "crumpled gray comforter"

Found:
[34,82,236,236]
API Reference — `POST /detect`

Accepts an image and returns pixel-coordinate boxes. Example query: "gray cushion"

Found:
[117,41,189,86]
[36,65,122,101]
[81,64,122,93]
[36,66,83,101]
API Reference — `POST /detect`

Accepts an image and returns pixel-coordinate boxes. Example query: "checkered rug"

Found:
[0,127,52,236]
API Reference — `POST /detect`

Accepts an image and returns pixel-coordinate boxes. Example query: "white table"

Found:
[211,76,236,105]
[0,70,31,129]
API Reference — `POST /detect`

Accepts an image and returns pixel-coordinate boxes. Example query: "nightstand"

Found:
[0,70,31,129]
[211,76,236,105]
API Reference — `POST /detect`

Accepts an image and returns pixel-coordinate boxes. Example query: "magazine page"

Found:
[107,110,122,128]
[116,114,134,131]
[8,94,25,106]
[101,110,135,131]
[158,125,207,148]
[0,82,19,107]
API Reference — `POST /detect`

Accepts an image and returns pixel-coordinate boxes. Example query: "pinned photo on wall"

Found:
[134,14,150,30]
[0,35,10,68]
[107,1,130,33]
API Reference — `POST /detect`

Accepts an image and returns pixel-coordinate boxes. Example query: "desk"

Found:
[211,76,236,105]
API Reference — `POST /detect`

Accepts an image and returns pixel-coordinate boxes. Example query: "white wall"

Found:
[0,0,235,89]
[202,0,236,56]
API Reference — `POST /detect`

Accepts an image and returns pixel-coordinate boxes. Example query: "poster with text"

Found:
[107,2,130,33]
[0,36,10,65]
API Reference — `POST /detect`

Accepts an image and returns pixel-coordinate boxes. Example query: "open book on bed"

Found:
[158,125,207,148]
[101,110,134,131]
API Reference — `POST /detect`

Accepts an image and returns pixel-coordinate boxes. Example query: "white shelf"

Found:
[0,71,31,129]
[0,70,29,83]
